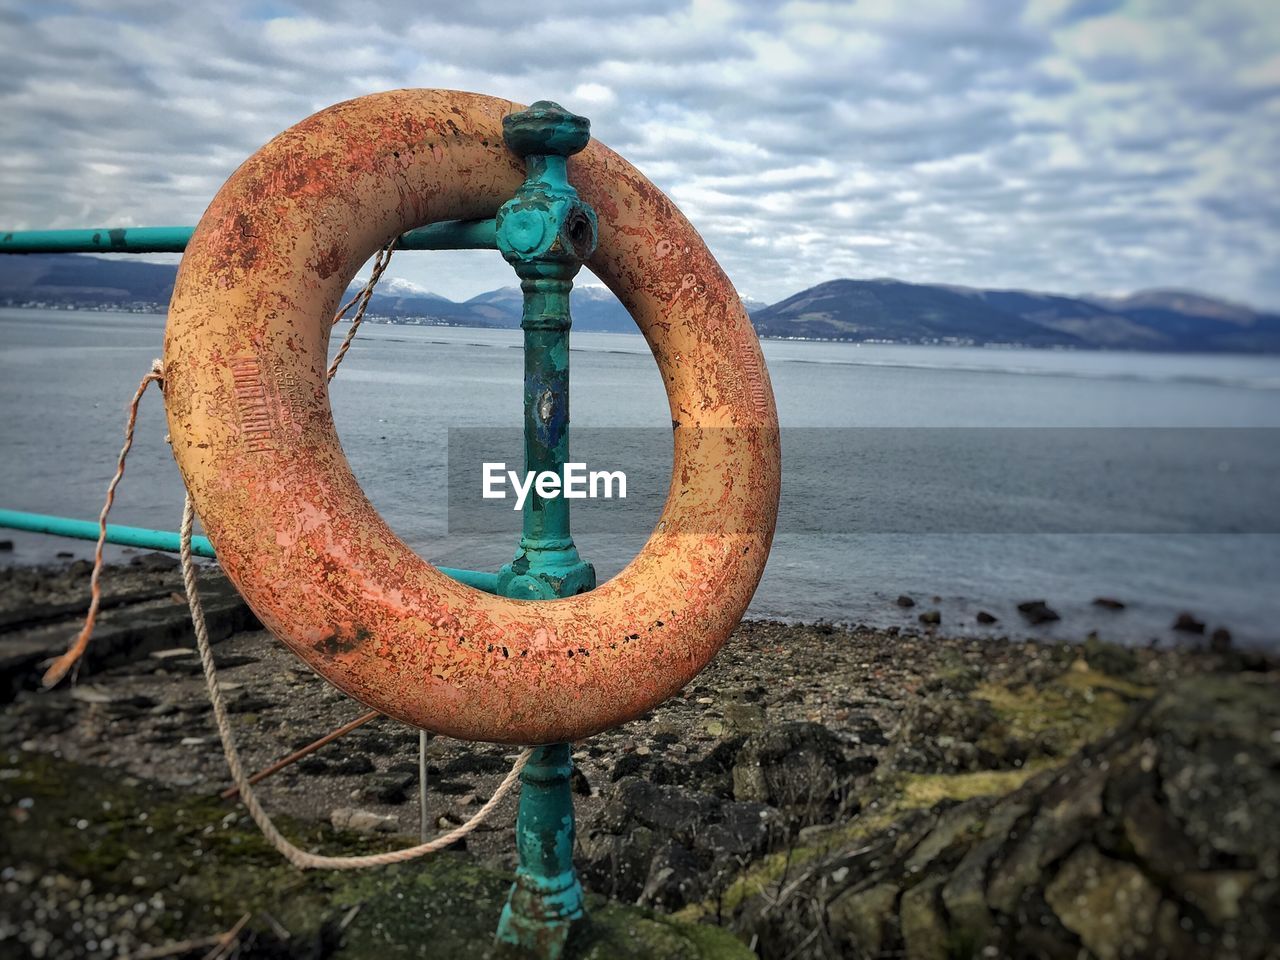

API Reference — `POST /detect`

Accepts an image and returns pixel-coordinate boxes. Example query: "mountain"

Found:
[460,284,769,331]
[752,278,1280,352]
[0,254,176,310]
[947,287,1166,348]
[751,278,1083,347]
[462,286,524,327]
[563,284,633,333]
[0,255,639,332]
[3,254,1278,352]
[1090,289,1259,324]
[1080,289,1280,352]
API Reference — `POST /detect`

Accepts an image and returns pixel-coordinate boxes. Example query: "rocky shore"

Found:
[1,559,1277,959]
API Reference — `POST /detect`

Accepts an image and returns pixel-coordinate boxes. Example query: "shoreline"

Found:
[0,549,1267,654]
[2,558,1277,956]
[7,304,1280,355]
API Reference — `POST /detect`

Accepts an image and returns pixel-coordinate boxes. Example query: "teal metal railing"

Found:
[0,99,601,959]
[0,509,500,593]
[0,218,497,254]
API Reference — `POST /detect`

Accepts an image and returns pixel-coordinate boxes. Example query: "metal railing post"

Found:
[492,101,597,958]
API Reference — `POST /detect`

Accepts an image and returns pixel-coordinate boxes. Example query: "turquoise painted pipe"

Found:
[493,101,595,960]
[0,508,218,558]
[0,219,497,254]
[0,508,499,594]
[0,226,192,253]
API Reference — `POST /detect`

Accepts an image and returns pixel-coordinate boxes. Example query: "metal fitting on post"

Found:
[495,101,598,274]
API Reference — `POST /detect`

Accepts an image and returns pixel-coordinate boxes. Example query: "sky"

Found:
[1,0,1278,308]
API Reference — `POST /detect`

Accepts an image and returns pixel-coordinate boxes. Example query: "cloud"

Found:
[1,0,1277,308]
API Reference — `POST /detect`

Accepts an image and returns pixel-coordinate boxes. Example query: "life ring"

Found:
[163,90,780,744]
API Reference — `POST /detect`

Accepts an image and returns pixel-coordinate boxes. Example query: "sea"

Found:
[3,307,1279,649]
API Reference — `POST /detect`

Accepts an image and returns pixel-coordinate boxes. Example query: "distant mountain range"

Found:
[3,254,1278,353]
[751,279,1280,352]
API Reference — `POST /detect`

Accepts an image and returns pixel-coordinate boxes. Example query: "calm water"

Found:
[3,307,1279,647]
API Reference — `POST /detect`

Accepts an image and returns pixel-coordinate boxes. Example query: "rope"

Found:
[44,241,392,686]
[179,496,532,869]
[327,240,394,381]
[45,246,534,869]
[42,359,165,688]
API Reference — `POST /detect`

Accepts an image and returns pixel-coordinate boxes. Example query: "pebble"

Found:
[1173,611,1206,634]
[69,688,115,705]
[330,807,398,834]
[1210,627,1233,653]
[148,648,196,661]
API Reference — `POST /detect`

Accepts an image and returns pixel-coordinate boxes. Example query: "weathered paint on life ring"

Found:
[163,89,780,744]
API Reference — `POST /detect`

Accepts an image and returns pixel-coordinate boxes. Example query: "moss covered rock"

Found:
[0,750,750,959]
[730,672,1280,959]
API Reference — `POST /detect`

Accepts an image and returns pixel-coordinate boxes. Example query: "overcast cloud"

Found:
[1,0,1277,307]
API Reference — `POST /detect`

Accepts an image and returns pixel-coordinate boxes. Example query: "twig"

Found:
[220,711,380,800]
[130,911,249,960]
[337,902,363,932]
[419,729,430,842]
[766,844,874,915]
[127,935,225,960]
[780,924,820,960]
[201,912,250,960]
[258,911,291,942]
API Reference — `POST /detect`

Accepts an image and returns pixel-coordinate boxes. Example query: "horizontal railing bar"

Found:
[0,226,191,253]
[1,507,218,558]
[0,219,498,255]
[0,509,500,594]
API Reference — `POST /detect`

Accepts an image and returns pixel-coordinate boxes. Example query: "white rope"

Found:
[43,360,165,688]
[179,494,532,869]
[50,249,534,870]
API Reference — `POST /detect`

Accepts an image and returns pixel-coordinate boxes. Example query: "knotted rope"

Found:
[327,241,395,380]
[43,247,533,868]
[42,358,165,687]
[44,236,397,687]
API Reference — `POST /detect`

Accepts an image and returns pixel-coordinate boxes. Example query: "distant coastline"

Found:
[4,253,1280,352]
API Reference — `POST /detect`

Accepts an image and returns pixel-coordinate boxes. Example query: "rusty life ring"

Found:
[163,90,780,744]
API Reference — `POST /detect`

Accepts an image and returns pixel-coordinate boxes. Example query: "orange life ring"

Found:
[163,90,780,744]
